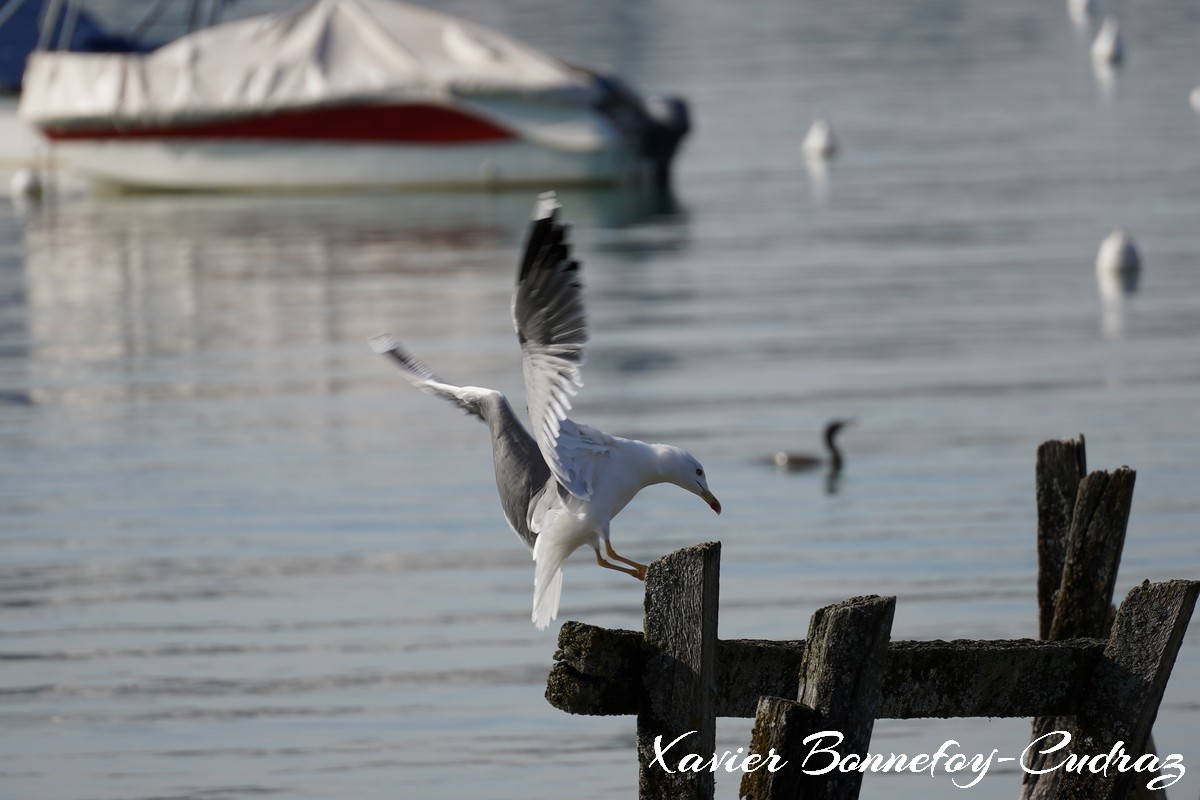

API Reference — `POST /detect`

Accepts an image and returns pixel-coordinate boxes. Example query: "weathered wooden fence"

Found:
[545,436,1198,800]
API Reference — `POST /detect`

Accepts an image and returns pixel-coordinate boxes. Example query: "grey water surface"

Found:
[2,1,1199,798]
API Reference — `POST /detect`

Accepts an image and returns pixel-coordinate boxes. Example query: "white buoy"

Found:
[1190,86,1200,112]
[1096,227,1139,338]
[802,118,837,158]
[1091,17,1124,65]
[1067,0,1095,25]
[9,166,42,201]
[1095,226,1140,276]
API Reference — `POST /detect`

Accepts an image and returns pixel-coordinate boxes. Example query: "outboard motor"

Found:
[642,94,690,189]
[587,69,691,190]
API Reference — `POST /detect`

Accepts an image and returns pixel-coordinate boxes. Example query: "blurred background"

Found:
[1,1,1198,798]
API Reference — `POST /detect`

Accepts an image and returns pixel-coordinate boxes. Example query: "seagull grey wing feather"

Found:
[513,192,591,498]
[371,333,554,553]
[369,333,493,421]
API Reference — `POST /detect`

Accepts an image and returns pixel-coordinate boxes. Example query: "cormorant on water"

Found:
[768,419,854,474]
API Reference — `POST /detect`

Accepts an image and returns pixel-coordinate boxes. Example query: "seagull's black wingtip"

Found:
[519,191,569,282]
[368,333,399,355]
[369,333,441,383]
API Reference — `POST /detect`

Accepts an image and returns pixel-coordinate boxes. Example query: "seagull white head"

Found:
[654,445,722,514]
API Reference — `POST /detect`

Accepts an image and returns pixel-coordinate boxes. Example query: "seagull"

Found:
[768,419,854,474]
[370,192,721,630]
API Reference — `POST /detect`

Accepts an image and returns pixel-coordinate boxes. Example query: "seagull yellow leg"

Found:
[603,541,648,581]
[594,549,644,580]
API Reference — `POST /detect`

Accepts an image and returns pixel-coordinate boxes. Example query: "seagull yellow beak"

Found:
[702,490,721,515]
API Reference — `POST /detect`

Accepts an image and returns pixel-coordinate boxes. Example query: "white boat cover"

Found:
[19,0,599,127]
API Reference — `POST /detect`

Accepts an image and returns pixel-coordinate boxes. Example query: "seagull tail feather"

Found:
[531,535,567,631]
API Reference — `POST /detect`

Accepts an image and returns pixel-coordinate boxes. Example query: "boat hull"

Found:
[42,137,650,191]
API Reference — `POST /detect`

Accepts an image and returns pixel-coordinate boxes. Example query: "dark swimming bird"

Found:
[370,192,721,630]
[768,419,854,474]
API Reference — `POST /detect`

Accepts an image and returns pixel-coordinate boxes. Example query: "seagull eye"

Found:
[695,468,703,476]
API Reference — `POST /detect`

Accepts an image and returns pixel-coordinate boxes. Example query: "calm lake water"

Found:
[3,1,1199,799]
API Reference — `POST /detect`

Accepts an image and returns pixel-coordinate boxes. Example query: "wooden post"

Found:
[1035,435,1087,639]
[796,595,895,799]
[740,696,818,800]
[1049,467,1136,640]
[550,629,1107,721]
[741,595,895,800]
[546,621,642,716]
[636,541,721,800]
[1025,448,1139,800]
[1053,580,1200,800]
[543,458,1197,800]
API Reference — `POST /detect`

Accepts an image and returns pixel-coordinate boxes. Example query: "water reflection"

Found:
[16,187,682,407]
[804,153,832,204]
[1092,60,1118,103]
[1096,259,1139,340]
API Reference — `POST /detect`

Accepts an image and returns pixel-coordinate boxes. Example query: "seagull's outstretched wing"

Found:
[369,334,497,421]
[513,192,593,499]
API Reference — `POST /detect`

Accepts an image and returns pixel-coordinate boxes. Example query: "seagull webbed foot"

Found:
[594,549,642,579]
[602,541,648,581]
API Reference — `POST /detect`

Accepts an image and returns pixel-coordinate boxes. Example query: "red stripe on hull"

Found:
[40,103,518,144]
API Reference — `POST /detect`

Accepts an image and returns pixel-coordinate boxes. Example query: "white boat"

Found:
[17,0,689,191]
